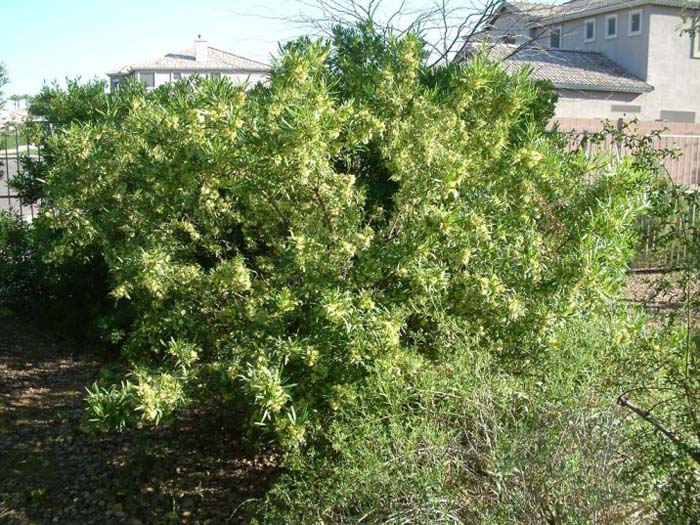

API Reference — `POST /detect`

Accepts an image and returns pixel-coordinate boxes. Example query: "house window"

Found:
[611,104,641,114]
[629,10,642,35]
[139,72,155,88]
[112,80,120,91]
[660,110,696,123]
[584,19,596,42]
[550,27,561,48]
[173,72,182,81]
[606,14,618,38]
[209,72,222,79]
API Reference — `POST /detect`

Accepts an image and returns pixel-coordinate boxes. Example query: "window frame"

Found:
[139,71,155,89]
[628,9,642,36]
[550,26,562,49]
[605,14,618,39]
[584,18,596,43]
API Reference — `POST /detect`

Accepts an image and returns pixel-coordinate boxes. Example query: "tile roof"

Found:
[505,0,698,23]
[502,2,559,19]
[482,44,653,93]
[108,46,271,75]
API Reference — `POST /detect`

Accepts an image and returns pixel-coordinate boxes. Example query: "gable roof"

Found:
[476,44,653,93]
[108,46,271,75]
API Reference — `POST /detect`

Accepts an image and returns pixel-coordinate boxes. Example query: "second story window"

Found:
[585,19,596,42]
[550,28,561,49]
[629,10,642,35]
[606,14,618,39]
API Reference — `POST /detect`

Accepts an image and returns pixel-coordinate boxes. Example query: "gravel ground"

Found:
[0,317,279,525]
[623,270,699,311]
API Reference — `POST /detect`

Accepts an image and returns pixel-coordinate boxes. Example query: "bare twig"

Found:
[617,394,700,465]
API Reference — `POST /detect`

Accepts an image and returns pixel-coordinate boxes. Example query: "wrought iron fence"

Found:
[1,127,38,220]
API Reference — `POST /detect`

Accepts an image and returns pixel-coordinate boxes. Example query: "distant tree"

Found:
[0,62,7,109]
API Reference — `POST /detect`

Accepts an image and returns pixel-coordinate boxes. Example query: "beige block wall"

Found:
[554,89,647,120]
[552,117,700,186]
[553,117,700,135]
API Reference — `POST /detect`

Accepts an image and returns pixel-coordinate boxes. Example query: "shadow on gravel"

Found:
[0,317,279,525]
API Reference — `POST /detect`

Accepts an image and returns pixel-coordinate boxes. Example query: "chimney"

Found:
[195,35,208,62]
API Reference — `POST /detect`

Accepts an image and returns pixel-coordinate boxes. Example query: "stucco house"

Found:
[458,0,700,122]
[107,36,271,92]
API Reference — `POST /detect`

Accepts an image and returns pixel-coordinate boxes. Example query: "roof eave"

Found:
[109,66,270,74]
[554,82,654,93]
[542,0,699,24]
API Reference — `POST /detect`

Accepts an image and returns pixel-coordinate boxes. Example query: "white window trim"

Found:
[628,9,642,36]
[584,19,596,42]
[605,14,618,39]
[550,26,562,49]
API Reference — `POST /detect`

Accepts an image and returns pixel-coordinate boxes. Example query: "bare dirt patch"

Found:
[0,317,278,525]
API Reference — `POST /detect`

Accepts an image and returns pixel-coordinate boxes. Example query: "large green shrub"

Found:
[27,25,650,448]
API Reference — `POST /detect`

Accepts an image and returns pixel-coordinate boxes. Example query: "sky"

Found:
[1,0,488,97]
[0,0,321,97]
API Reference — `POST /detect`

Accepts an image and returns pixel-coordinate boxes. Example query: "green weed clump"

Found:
[11,22,689,523]
[263,312,655,524]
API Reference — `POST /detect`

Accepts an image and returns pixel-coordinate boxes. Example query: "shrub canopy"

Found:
[23,24,649,445]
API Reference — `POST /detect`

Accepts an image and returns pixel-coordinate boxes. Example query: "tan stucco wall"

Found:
[482,4,700,123]
[558,7,650,80]
[643,5,700,122]
[554,89,645,119]
[110,70,269,92]
[556,5,700,121]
